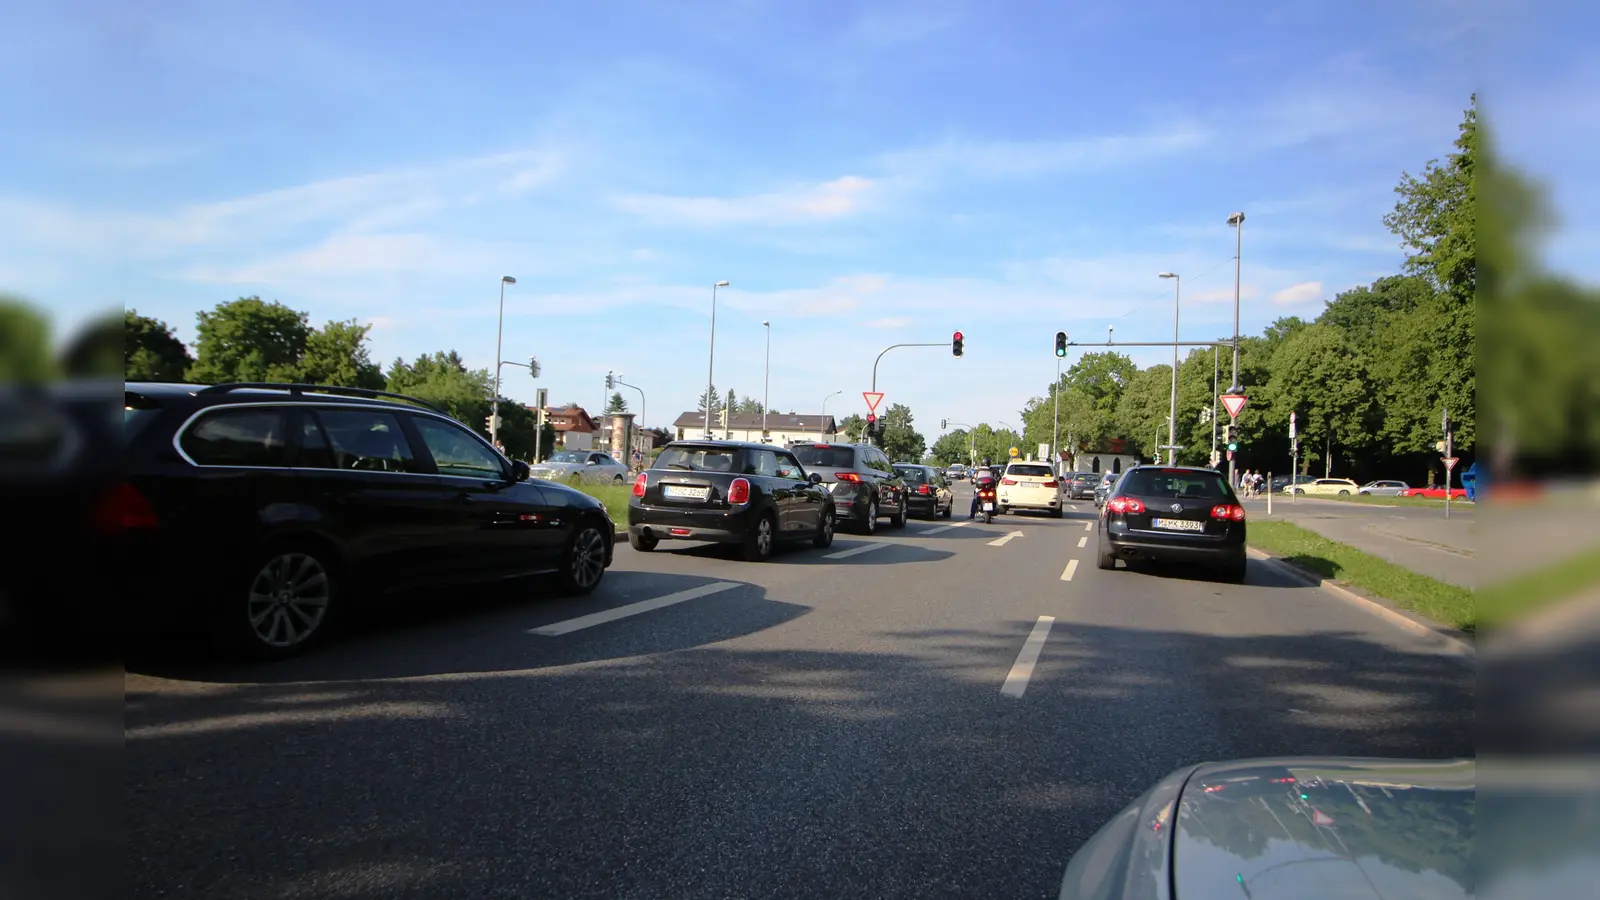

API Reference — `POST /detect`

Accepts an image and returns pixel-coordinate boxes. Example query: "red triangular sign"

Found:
[1220,394,1248,418]
[1312,809,1336,826]
[1443,457,1459,470]
[863,392,884,413]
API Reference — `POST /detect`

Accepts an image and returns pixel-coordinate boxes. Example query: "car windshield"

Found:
[1007,464,1052,478]
[1119,469,1231,500]
[653,446,739,472]
[895,467,929,483]
[548,451,586,463]
[791,446,855,468]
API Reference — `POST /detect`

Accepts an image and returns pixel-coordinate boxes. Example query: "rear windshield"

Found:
[654,446,740,473]
[1007,464,1052,478]
[791,446,856,468]
[1120,469,1231,500]
[895,466,929,483]
[1071,473,1097,483]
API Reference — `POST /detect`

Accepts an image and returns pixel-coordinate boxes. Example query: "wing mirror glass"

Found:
[510,460,530,482]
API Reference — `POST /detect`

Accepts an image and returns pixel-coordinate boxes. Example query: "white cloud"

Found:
[612,175,880,226]
[1271,281,1324,305]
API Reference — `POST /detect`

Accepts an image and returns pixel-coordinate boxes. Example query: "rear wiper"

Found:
[663,463,695,470]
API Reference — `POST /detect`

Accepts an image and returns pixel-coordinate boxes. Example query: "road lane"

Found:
[127,501,1471,899]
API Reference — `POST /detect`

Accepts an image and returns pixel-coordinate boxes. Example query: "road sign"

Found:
[863,391,884,413]
[1221,394,1248,418]
[1037,443,1050,460]
[1444,456,1459,471]
[1312,809,1336,827]
[1008,446,1019,458]
[1289,411,1296,439]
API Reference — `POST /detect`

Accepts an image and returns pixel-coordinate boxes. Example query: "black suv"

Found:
[122,382,615,658]
[787,443,906,534]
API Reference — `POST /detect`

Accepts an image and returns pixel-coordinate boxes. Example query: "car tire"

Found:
[1293,488,1305,496]
[744,511,777,562]
[628,531,658,552]
[613,475,626,484]
[890,501,907,529]
[220,542,340,660]
[1051,507,1064,518]
[558,521,609,595]
[1359,490,1370,496]
[1219,557,1247,584]
[862,499,878,535]
[1337,489,1350,496]
[941,503,952,519]
[1097,540,1117,570]
[812,510,835,549]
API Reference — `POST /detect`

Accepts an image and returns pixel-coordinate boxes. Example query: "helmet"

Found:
[982,456,992,467]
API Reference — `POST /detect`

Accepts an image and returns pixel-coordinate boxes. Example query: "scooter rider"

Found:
[970,457,996,518]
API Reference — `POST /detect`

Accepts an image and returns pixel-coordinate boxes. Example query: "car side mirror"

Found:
[586,459,597,465]
[510,459,530,482]
[809,472,823,484]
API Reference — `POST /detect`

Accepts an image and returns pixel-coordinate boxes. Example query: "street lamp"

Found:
[762,320,771,441]
[1227,211,1245,488]
[1160,272,1181,465]
[491,275,516,448]
[821,389,841,438]
[704,280,729,438]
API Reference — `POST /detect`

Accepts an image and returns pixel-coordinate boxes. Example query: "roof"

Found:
[671,411,836,431]
[661,439,778,451]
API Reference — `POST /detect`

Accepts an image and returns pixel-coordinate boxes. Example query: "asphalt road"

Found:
[126,485,1474,900]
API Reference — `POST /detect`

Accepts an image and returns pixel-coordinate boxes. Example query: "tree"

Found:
[1266,324,1376,476]
[724,388,737,418]
[124,310,193,381]
[837,413,866,442]
[696,384,723,418]
[929,429,972,466]
[387,351,494,428]
[736,396,765,415]
[1114,365,1175,461]
[879,403,926,461]
[0,297,58,382]
[188,296,311,384]
[605,392,629,414]
[300,319,384,389]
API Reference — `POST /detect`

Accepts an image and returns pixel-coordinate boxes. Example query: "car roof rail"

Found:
[195,382,449,415]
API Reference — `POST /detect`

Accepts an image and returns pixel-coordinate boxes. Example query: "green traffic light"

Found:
[1228,442,1238,452]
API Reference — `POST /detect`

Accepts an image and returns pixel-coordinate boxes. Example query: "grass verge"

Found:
[568,480,632,526]
[1247,520,1476,633]
[1476,549,1600,628]
[1283,493,1470,509]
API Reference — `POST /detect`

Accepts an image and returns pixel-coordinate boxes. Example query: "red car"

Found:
[1399,486,1468,499]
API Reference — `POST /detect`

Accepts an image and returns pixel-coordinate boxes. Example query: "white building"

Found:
[671,411,839,445]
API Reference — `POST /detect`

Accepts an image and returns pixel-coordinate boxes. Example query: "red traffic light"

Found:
[953,331,963,341]
[867,414,876,423]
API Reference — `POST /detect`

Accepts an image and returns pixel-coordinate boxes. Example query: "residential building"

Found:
[1061,439,1140,476]
[670,411,838,445]
[530,404,595,451]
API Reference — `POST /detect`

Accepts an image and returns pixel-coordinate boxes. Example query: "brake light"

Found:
[1001,478,1017,485]
[1210,504,1246,521]
[728,477,751,504]
[813,444,830,449]
[95,482,159,533]
[1042,480,1058,487]
[632,472,647,498]
[835,472,862,483]
[917,484,930,495]
[1107,497,1146,515]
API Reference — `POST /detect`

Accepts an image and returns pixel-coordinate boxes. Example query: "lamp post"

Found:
[762,320,771,442]
[1227,211,1245,488]
[1051,355,1061,475]
[704,280,729,438]
[1211,341,1220,465]
[821,390,841,439]
[490,275,516,447]
[1160,272,1181,465]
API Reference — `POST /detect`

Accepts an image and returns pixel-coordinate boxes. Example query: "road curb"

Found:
[1246,547,1476,664]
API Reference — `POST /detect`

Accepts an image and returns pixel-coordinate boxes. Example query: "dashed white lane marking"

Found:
[987,530,1025,547]
[919,521,972,536]
[529,582,741,636]
[1068,504,1079,511]
[825,542,891,560]
[1083,521,1093,531]
[1077,536,1088,548]
[1001,616,1056,698]
[1060,559,1079,581]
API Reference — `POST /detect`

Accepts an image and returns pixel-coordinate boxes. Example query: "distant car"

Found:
[894,464,954,519]
[1358,480,1410,496]
[627,441,835,560]
[1065,472,1099,500]
[1400,486,1469,500]
[999,461,1064,517]
[788,442,907,534]
[1270,473,1317,493]
[1093,472,1118,509]
[530,450,632,485]
[945,464,967,481]
[1098,464,1246,581]
[1284,477,1360,496]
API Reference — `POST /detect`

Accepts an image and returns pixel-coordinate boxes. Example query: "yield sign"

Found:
[1443,456,1459,471]
[1220,394,1248,419]
[1312,809,1336,827]
[863,391,884,413]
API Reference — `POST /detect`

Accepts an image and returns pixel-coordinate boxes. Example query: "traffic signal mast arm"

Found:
[871,340,962,392]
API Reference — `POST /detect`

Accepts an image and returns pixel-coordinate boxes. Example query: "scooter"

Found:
[976,483,998,524]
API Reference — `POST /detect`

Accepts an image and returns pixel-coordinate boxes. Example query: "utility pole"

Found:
[1227,211,1245,489]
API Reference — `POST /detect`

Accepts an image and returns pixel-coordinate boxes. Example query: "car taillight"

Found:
[917,484,930,495]
[728,477,750,504]
[835,472,862,483]
[1042,480,1058,488]
[95,482,159,533]
[632,472,647,497]
[1001,478,1017,485]
[1107,497,1146,515]
[1210,504,1246,521]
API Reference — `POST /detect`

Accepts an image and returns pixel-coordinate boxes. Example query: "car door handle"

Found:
[457,493,477,503]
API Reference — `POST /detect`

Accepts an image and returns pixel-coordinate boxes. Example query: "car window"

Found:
[775,452,804,480]
[655,445,739,472]
[747,448,780,477]
[548,451,586,463]
[591,454,612,465]
[413,416,505,479]
[179,407,290,467]
[1119,469,1231,501]
[308,408,423,473]
[790,445,855,468]
[894,466,928,484]
[1007,464,1052,478]
[871,450,894,473]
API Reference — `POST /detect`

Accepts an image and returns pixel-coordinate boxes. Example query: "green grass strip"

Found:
[569,480,632,526]
[1476,549,1600,628]
[1248,520,1476,633]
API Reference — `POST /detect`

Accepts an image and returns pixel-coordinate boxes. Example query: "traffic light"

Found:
[951,331,964,357]
[605,371,615,390]
[1054,331,1067,358]
[1224,424,1239,453]
[940,418,948,430]
[529,356,541,378]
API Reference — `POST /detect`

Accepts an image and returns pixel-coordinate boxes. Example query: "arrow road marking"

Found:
[825,542,890,560]
[530,582,741,636]
[919,521,971,536]
[1001,616,1056,698]
[988,530,1025,547]
[1060,559,1079,581]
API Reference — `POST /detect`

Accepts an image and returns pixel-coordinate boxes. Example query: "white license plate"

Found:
[983,502,995,511]
[1151,518,1204,532]
[663,485,709,500]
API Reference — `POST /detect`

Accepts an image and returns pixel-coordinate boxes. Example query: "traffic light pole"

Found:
[870,342,949,447]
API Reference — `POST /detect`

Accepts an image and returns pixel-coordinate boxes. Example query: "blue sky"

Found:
[3,0,1592,437]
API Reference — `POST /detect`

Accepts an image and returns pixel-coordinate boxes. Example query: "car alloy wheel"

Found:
[813,511,835,548]
[865,500,878,534]
[745,513,776,561]
[247,551,331,650]
[565,526,607,592]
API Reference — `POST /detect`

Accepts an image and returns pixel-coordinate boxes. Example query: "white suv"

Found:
[999,461,1064,517]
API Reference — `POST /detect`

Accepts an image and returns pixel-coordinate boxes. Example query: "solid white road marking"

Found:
[1060,559,1079,581]
[1077,536,1087,548]
[919,521,972,536]
[988,530,1026,547]
[1001,616,1056,698]
[825,542,891,559]
[1084,521,1093,531]
[529,582,741,636]
[1068,504,1079,511]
